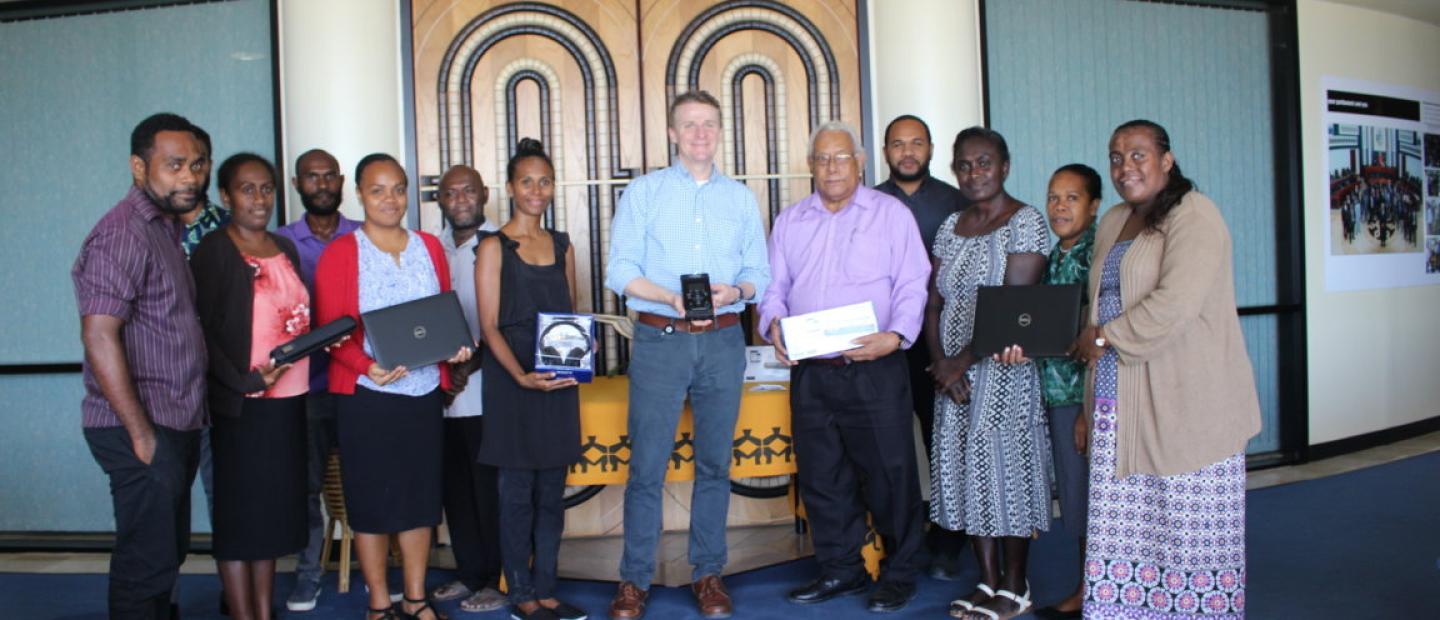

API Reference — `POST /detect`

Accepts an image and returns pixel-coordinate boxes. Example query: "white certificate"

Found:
[779,302,879,361]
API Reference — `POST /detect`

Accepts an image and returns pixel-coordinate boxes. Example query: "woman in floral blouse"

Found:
[191,153,308,620]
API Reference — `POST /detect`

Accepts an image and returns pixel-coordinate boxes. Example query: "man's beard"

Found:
[300,190,341,216]
[443,207,484,231]
[144,186,200,215]
[888,162,929,184]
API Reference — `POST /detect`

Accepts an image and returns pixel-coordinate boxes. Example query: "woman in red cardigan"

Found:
[314,153,471,620]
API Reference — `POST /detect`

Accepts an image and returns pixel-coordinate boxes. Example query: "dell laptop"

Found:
[361,291,474,369]
[970,283,1083,358]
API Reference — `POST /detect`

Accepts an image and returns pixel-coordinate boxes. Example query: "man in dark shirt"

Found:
[872,114,968,579]
[72,112,210,620]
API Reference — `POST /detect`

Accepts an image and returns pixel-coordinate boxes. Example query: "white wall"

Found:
[1299,0,1440,444]
[867,0,985,185]
[277,0,405,223]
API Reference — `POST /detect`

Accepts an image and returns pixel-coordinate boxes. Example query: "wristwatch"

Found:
[1094,329,1107,348]
[890,330,910,348]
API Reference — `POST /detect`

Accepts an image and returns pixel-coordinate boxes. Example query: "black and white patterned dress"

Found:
[929,206,1053,537]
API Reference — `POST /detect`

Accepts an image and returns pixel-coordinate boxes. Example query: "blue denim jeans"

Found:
[295,391,339,585]
[619,321,745,588]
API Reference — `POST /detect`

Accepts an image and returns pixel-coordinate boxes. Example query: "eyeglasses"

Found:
[811,152,857,167]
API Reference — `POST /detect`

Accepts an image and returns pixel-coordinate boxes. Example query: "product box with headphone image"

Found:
[534,312,594,382]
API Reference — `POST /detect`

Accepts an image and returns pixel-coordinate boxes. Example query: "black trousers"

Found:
[85,425,200,620]
[905,337,936,457]
[442,416,502,591]
[791,352,927,584]
[497,466,567,602]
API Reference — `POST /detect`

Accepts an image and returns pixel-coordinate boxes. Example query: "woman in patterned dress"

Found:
[1070,120,1260,619]
[926,127,1052,620]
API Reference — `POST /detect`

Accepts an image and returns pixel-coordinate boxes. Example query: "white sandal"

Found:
[966,585,1031,620]
[948,583,996,618]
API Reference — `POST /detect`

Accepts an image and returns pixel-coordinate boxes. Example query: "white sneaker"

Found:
[286,580,321,612]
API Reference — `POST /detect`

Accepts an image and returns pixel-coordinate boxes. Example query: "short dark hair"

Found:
[130,112,199,160]
[294,148,336,173]
[354,152,401,185]
[884,114,932,144]
[217,153,275,194]
[952,126,1010,165]
[1052,163,1102,203]
[668,90,721,127]
[192,124,212,157]
[507,138,554,183]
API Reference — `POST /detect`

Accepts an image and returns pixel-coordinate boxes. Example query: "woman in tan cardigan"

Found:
[1069,120,1260,619]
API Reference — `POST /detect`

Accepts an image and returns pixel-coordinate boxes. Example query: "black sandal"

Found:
[367,605,410,620]
[403,597,448,620]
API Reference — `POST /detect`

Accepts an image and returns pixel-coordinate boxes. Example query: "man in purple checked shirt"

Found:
[759,120,932,614]
[73,112,210,620]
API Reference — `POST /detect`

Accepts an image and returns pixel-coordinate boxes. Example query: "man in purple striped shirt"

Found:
[72,112,209,620]
[759,121,931,614]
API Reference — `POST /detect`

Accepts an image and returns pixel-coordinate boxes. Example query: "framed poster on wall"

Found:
[1322,76,1440,291]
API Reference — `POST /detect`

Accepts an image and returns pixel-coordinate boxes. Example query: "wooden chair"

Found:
[318,451,355,593]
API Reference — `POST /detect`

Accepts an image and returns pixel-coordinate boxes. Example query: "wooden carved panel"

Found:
[409,1,864,538]
[640,0,862,227]
[412,0,644,372]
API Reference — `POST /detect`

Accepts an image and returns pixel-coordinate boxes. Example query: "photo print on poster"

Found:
[1328,124,1424,256]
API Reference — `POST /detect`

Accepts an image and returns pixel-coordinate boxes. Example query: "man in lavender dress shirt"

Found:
[73,112,210,620]
[759,121,931,613]
[274,148,361,612]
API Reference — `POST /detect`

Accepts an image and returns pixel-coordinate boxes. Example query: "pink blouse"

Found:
[245,253,311,398]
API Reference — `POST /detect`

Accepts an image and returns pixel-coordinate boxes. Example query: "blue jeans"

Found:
[619,322,745,588]
[295,391,339,585]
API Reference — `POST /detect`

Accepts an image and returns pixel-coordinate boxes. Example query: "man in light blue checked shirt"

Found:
[604,90,769,620]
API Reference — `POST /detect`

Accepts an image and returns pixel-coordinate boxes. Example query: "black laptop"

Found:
[970,284,1084,358]
[361,291,474,369]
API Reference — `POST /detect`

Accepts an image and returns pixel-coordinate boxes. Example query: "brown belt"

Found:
[635,311,739,334]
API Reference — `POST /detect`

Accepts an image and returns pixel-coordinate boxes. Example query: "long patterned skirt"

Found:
[1082,392,1248,618]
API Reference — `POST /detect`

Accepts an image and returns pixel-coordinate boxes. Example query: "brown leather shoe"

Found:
[691,574,733,618]
[609,581,648,620]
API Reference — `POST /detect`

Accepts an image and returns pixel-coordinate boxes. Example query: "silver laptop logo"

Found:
[414,325,427,339]
[1017,313,1032,327]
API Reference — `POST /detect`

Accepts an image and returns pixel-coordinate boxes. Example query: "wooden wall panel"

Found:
[408,0,864,535]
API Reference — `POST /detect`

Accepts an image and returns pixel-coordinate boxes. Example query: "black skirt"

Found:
[211,394,307,561]
[336,386,444,534]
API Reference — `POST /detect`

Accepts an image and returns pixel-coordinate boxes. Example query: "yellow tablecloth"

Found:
[566,376,795,485]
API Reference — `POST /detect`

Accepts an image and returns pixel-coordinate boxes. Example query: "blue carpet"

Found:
[5,451,1438,619]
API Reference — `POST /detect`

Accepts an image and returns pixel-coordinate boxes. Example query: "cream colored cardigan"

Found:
[1086,191,1261,478]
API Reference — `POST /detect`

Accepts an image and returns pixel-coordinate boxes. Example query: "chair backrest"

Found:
[322,451,347,521]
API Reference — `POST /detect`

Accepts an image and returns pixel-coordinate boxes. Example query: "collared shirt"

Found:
[874,175,965,254]
[72,186,208,431]
[1038,225,1096,407]
[275,213,361,392]
[440,221,498,418]
[605,163,770,317]
[181,200,230,257]
[758,185,931,350]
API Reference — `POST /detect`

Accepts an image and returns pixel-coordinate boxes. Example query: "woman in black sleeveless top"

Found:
[475,139,583,620]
